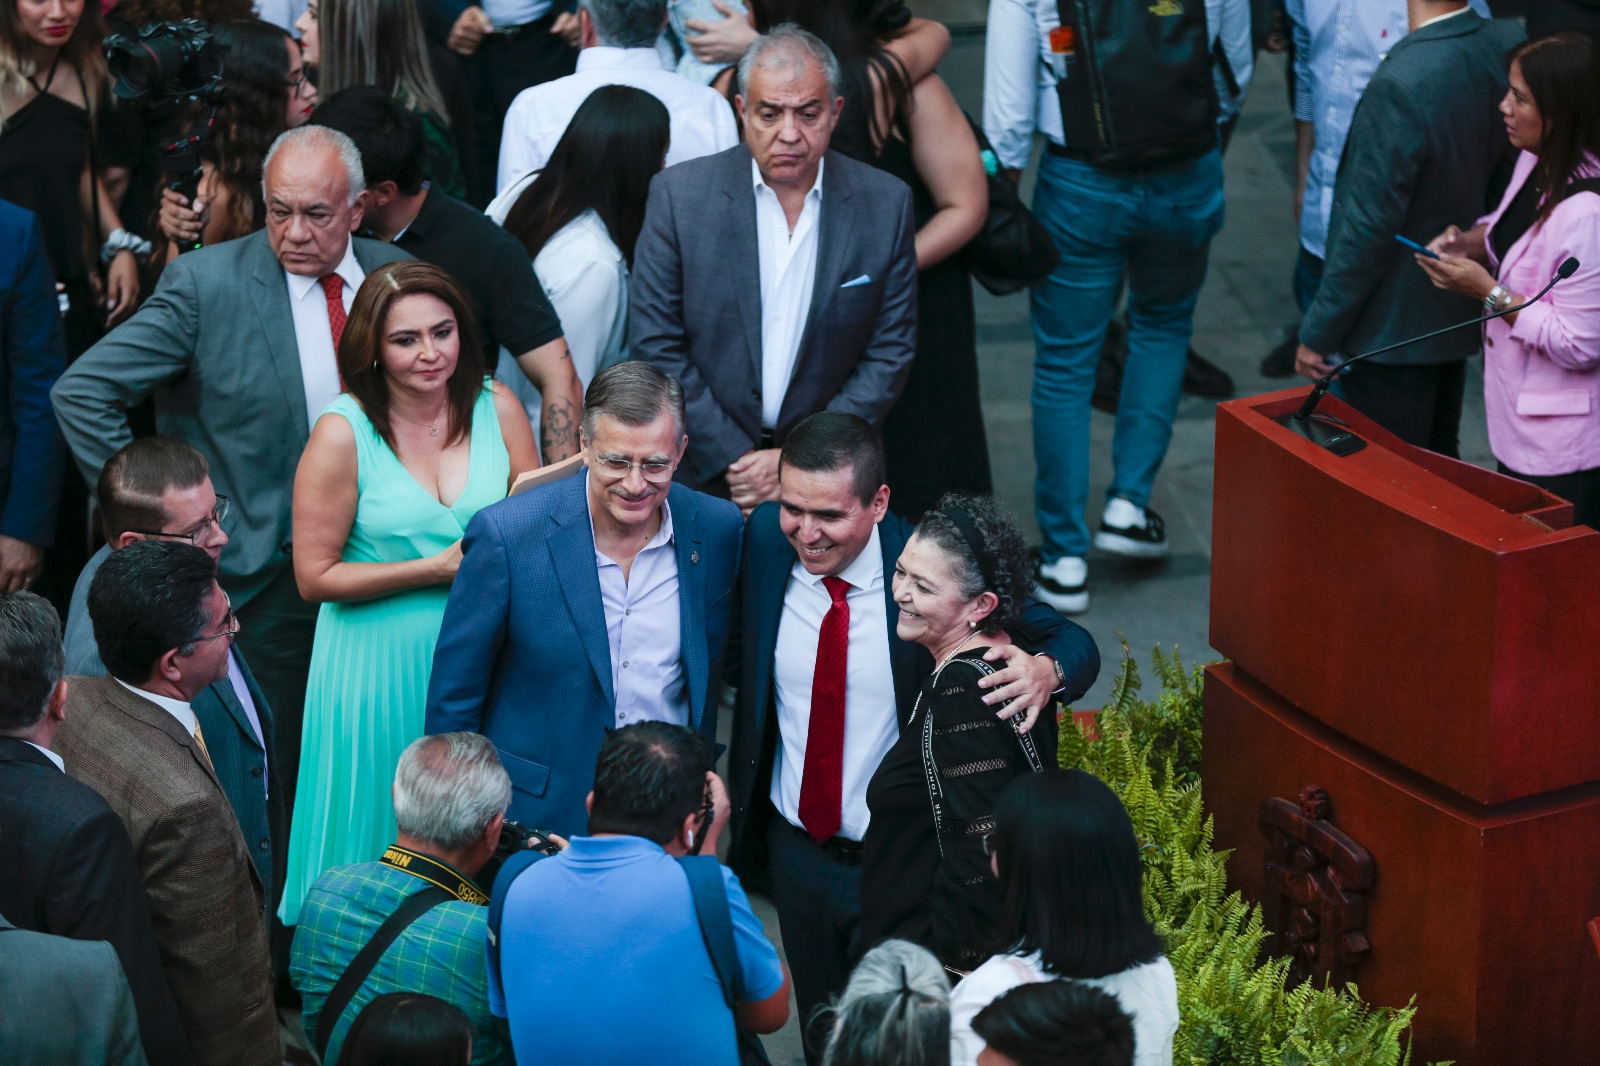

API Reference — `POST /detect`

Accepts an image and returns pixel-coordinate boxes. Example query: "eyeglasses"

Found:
[127,495,230,544]
[193,609,241,647]
[286,67,312,92]
[592,455,676,483]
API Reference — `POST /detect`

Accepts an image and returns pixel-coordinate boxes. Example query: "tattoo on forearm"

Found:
[541,399,579,463]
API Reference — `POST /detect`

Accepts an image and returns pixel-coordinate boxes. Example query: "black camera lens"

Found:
[103,20,223,103]
[105,32,184,98]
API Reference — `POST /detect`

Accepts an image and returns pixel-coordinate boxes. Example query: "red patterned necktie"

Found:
[319,274,348,388]
[798,575,851,843]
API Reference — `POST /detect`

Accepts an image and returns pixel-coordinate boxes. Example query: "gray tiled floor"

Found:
[751,39,1495,1066]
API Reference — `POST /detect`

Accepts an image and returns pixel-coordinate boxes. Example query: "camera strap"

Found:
[379,845,489,905]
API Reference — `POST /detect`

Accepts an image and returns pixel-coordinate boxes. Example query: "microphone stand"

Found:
[1278,259,1579,454]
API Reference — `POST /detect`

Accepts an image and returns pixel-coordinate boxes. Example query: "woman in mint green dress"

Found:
[280,261,538,924]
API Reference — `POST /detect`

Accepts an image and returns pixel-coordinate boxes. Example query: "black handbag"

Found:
[959,116,1061,296]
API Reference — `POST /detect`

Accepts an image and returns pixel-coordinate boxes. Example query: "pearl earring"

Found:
[969,621,978,630]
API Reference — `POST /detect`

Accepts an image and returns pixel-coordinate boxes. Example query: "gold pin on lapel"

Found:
[692,551,700,564]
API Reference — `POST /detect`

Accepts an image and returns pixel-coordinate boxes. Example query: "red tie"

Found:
[319,273,348,360]
[799,576,851,843]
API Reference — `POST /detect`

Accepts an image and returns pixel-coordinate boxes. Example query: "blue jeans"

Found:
[1293,246,1325,314]
[1029,150,1226,561]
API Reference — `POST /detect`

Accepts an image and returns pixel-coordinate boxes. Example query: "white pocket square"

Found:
[840,274,872,288]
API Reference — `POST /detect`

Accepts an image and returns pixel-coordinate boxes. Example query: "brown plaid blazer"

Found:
[56,674,278,1066]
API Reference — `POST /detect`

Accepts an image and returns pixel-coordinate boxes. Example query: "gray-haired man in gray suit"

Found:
[50,125,411,811]
[629,26,918,514]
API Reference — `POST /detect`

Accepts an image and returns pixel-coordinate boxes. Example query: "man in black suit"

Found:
[0,591,193,1065]
[726,413,1100,1060]
[1295,0,1524,455]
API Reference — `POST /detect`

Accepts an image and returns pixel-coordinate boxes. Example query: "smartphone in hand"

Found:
[1395,233,1442,260]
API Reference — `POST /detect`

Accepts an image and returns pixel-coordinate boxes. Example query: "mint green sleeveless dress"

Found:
[279,380,509,925]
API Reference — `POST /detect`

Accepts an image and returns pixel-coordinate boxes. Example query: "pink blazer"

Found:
[1479,151,1600,476]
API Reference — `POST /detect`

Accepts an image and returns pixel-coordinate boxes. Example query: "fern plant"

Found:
[1059,644,1427,1066]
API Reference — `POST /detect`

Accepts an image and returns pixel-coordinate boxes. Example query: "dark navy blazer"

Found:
[726,502,1101,870]
[425,472,743,835]
[0,199,67,546]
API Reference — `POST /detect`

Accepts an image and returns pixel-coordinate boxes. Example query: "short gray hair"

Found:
[0,592,64,735]
[737,24,841,100]
[392,733,512,850]
[262,124,367,206]
[581,361,687,440]
[821,940,950,1066]
[580,0,667,49]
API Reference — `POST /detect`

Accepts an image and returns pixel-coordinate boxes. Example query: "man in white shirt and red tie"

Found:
[51,125,411,814]
[726,412,1100,1062]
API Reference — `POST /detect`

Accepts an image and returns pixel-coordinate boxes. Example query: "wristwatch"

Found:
[1043,654,1066,693]
[1484,285,1511,313]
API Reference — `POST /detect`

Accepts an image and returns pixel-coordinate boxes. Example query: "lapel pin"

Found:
[691,551,700,565]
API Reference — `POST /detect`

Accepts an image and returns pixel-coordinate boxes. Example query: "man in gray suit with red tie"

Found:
[628,26,918,514]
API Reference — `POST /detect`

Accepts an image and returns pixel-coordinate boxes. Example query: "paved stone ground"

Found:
[751,37,1495,1065]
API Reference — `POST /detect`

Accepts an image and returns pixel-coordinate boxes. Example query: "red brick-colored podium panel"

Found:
[1203,662,1600,1066]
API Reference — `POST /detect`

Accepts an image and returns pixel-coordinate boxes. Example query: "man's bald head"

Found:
[263,125,367,277]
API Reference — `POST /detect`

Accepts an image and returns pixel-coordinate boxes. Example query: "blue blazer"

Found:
[425,473,743,834]
[726,502,1101,870]
[0,200,67,546]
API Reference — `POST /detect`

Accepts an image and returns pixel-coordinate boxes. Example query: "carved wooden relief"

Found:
[1259,786,1376,987]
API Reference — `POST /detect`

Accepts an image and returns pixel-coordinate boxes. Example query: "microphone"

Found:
[1281,257,1580,452]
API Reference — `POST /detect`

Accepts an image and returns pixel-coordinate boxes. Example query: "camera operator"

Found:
[290,731,563,1066]
[155,18,317,261]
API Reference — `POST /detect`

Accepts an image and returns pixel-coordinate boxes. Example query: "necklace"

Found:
[393,408,443,437]
[935,630,979,671]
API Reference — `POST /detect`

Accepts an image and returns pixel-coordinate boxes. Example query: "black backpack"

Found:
[1053,0,1228,170]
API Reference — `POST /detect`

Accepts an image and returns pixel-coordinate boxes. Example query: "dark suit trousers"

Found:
[1339,359,1467,459]
[234,565,317,817]
[469,14,576,192]
[767,817,861,1065]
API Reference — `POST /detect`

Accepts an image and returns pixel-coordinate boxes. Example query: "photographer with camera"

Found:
[290,731,562,1066]
[151,18,318,262]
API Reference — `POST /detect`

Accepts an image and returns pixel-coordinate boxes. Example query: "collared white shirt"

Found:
[225,650,269,797]
[982,0,1255,172]
[286,239,364,429]
[496,47,739,191]
[1287,0,1490,258]
[585,473,688,727]
[483,0,550,29]
[24,740,64,772]
[115,678,198,737]
[753,157,824,430]
[771,525,898,842]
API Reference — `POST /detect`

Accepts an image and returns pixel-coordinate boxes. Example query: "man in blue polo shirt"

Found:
[492,722,790,1064]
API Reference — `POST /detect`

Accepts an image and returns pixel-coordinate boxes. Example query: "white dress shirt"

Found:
[497,46,739,191]
[224,650,269,797]
[24,740,64,772]
[753,157,824,430]
[771,525,898,841]
[285,240,364,429]
[586,473,688,727]
[483,0,551,27]
[982,0,1255,171]
[115,678,198,737]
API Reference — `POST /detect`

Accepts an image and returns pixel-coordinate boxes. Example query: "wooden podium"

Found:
[1203,389,1600,1065]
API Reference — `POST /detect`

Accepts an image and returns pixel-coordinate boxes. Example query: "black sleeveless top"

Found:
[0,79,92,282]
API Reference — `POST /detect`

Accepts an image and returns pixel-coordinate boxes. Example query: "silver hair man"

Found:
[579,0,668,49]
[262,124,367,205]
[393,732,513,851]
[579,360,688,441]
[736,23,842,100]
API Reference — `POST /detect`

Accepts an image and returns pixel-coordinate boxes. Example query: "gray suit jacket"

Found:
[1300,11,1524,365]
[49,230,412,606]
[0,914,149,1066]
[629,146,918,486]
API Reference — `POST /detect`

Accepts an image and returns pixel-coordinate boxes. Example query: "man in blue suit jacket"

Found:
[0,200,67,596]
[427,363,743,835]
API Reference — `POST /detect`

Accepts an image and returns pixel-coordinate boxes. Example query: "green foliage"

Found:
[1058,643,1430,1066]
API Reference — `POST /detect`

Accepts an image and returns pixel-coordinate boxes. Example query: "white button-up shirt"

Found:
[982,0,1255,171]
[285,240,363,429]
[115,678,198,737]
[753,157,823,430]
[586,474,688,727]
[771,525,899,842]
[224,651,269,797]
[497,46,739,191]
[483,0,550,28]
[24,740,64,771]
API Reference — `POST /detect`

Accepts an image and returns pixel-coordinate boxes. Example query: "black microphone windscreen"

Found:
[1559,257,1580,279]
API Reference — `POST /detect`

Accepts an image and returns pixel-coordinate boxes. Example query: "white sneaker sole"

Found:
[1035,584,1090,614]
[1093,530,1169,559]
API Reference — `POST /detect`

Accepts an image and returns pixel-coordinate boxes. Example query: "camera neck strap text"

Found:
[380,845,489,906]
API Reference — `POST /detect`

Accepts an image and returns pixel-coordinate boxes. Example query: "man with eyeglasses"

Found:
[426,361,743,837]
[55,540,278,1066]
[61,437,286,956]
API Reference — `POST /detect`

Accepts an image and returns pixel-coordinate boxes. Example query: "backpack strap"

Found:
[315,885,453,1059]
[486,849,551,1010]
[676,854,741,1009]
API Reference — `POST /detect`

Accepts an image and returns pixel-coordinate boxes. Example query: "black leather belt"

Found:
[785,820,863,867]
[758,428,777,450]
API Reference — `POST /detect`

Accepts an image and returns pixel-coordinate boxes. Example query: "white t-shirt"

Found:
[949,952,1179,1066]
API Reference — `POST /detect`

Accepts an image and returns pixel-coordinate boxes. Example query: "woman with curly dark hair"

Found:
[859,492,1055,975]
[155,18,316,260]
